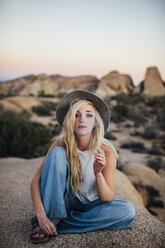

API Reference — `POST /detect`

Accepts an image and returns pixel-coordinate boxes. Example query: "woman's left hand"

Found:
[93,149,106,174]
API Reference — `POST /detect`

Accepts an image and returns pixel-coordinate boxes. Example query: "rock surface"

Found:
[140,67,165,96]
[20,74,59,96]
[95,71,134,97]
[0,157,165,248]
[121,162,165,223]
[0,74,99,96]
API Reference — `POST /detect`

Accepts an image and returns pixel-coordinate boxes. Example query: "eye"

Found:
[75,113,79,117]
[87,114,93,118]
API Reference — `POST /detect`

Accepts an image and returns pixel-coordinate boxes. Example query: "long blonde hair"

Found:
[56,100,118,194]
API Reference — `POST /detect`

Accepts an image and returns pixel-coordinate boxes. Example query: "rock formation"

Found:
[20,74,59,96]
[0,74,98,96]
[0,157,165,247]
[95,71,134,97]
[121,162,165,223]
[0,67,165,97]
[140,67,165,96]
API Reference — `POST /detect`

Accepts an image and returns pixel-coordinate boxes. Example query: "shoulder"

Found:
[47,139,63,153]
[101,144,117,163]
[101,144,116,155]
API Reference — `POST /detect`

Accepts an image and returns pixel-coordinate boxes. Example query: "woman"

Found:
[30,90,135,244]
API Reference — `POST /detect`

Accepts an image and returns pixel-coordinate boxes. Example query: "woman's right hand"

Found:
[38,215,58,236]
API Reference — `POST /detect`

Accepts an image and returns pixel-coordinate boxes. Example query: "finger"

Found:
[94,155,105,161]
[97,149,104,154]
[94,160,105,166]
[45,225,53,236]
[94,154,105,158]
[50,224,58,236]
[94,153,105,158]
[95,158,106,165]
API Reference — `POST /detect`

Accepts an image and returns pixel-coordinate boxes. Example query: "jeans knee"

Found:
[45,147,67,172]
[125,202,136,221]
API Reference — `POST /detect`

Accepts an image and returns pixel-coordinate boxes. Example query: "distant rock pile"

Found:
[95,71,134,97]
[0,66,164,96]
[141,67,165,96]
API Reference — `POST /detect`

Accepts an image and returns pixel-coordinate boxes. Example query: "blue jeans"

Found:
[32,147,136,233]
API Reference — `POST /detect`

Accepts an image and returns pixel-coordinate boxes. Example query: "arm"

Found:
[30,140,60,235]
[94,148,117,203]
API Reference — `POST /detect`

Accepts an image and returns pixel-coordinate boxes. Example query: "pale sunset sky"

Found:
[0,0,165,85]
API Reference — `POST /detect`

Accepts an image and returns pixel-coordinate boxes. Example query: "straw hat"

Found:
[56,90,110,131]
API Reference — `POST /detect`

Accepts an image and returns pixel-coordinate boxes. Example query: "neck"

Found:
[76,136,91,151]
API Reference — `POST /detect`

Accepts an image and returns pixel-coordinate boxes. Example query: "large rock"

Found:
[20,74,59,96]
[51,75,99,91]
[121,162,164,188]
[121,162,165,223]
[0,74,37,95]
[140,67,165,96]
[0,96,58,113]
[96,71,134,97]
[0,157,164,248]
[0,74,99,96]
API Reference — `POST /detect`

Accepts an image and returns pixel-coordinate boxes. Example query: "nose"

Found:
[78,114,85,122]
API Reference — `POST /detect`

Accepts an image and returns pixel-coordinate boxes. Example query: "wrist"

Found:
[95,171,103,177]
[36,211,46,220]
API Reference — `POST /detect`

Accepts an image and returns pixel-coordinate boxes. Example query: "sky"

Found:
[0,0,165,85]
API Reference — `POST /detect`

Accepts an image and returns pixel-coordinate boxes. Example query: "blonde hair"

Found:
[56,100,118,194]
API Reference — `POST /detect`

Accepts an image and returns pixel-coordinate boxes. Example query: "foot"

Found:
[31,226,44,239]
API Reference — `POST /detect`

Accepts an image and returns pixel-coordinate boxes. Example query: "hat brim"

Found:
[56,90,110,132]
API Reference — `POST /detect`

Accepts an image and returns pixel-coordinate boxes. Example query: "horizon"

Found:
[0,0,165,85]
[0,66,164,87]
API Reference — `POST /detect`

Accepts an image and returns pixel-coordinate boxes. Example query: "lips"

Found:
[78,126,87,128]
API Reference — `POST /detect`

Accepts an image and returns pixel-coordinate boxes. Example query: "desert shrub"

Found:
[111,93,146,105]
[42,101,58,111]
[156,109,165,130]
[38,90,54,98]
[0,117,52,158]
[130,130,141,136]
[0,107,30,120]
[32,105,52,116]
[0,94,6,100]
[143,124,159,139]
[134,184,164,215]
[147,142,165,156]
[147,157,162,173]
[0,103,4,112]
[20,109,31,119]
[146,96,165,108]
[159,135,165,151]
[0,109,19,119]
[48,122,61,136]
[111,104,129,122]
[104,131,117,140]
[123,123,132,128]
[127,105,147,125]
[120,141,145,153]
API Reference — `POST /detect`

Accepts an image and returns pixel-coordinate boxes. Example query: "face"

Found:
[74,103,96,138]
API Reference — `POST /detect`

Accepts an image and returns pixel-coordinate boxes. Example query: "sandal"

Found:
[30,220,50,244]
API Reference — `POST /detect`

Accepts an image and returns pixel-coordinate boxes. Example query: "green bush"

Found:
[42,101,58,111]
[110,93,146,105]
[31,105,52,116]
[147,157,162,173]
[120,141,146,153]
[0,117,52,158]
[111,104,129,122]
[38,90,55,98]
